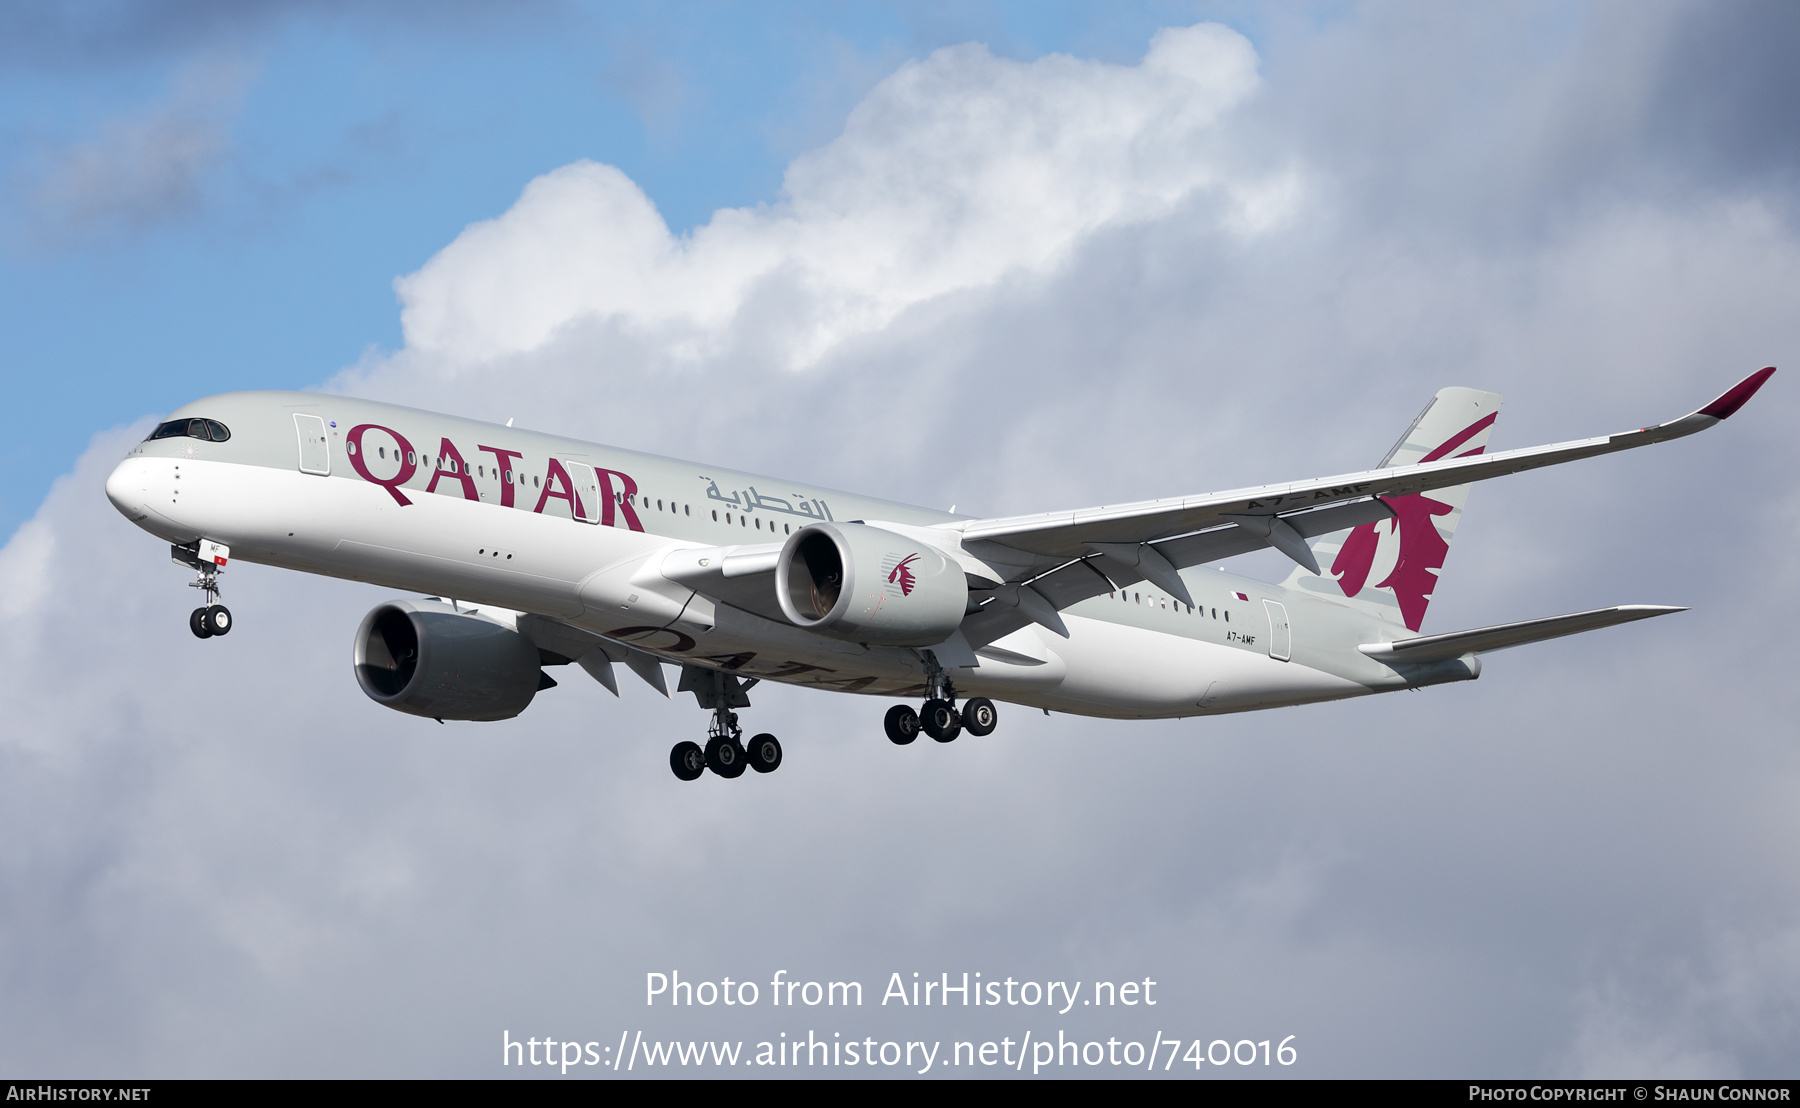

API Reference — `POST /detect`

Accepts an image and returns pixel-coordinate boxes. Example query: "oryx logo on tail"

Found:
[1326,399,1501,631]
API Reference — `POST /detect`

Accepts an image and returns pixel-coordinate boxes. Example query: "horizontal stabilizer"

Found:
[1359,605,1687,663]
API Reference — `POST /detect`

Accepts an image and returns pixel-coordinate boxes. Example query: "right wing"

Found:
[946,368,1774,642]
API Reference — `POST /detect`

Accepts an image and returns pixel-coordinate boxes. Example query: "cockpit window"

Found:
[148,418,231,443]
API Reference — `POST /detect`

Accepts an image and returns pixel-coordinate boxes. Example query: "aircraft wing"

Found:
[946,369,1771,644]
[956,368,1774,565]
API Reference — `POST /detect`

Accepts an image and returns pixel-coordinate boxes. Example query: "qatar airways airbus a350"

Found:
[104,368,1774,780]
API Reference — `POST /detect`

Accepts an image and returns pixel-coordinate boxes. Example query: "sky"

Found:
[3,0,1798,1079]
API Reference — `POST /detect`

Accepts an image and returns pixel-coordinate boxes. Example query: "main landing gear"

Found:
[173,542,232,640]
[883,651,998,746]
[670,668,782,781]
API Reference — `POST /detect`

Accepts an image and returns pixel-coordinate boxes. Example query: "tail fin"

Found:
[1282,387,1503,631]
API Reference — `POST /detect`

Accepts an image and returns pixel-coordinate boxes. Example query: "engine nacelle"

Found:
[776,522,967,646]
[353,599,544,721]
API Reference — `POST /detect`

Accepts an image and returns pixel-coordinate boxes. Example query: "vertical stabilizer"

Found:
[1282,387,1503,631]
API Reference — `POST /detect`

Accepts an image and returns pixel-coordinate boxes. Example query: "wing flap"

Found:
[1358,605,1687,663]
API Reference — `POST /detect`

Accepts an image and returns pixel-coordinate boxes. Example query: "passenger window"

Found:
[1225,611,1230,622]
[658,499,664,511]
[726,513,732,524]
[755,518,761,530]
[534,476,540,487]
[783,523,789,534]
[407,451,416,465]
[713,510,718,521]
[685,505,691,516]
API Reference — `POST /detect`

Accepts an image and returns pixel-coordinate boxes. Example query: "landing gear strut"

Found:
[704,711,747,778]
[173,542,232,639]
[670,667,782,781]
[885,650,999,746]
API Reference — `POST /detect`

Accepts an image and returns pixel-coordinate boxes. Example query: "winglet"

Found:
[1699,367,1776,420]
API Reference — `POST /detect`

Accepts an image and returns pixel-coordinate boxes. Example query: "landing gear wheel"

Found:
[203,605,232,636]
[189,607,214,639]
[884,705,920,745]
[705,735,747,778]
[961,697,997,737]
[921,699,962,743]
[747,733,782,773]
[670,741,706,781]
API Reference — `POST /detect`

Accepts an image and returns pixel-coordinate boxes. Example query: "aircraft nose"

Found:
[106,457,151,521]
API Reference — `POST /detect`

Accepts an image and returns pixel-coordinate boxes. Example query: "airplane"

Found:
[104,368,1775,781]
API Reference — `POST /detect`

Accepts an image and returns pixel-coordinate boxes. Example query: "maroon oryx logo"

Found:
[1330,411,1494,631]
[887,553,921,596]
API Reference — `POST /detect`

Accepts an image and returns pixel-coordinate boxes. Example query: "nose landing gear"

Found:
[174,542,232,639]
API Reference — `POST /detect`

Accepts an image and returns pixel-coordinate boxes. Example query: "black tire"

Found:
[670,741,706,781]
[921,698,961,743]
[962,697,997,737]
[205,605,232,636]
[705,735,747,778]
[883,704,920,745]
[747,733,782,773]
[189,607,213,639]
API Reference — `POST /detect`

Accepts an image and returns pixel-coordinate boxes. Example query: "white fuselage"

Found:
[107,391,1415,720]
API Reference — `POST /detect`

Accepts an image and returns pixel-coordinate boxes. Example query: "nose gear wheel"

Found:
[173,542,234,640]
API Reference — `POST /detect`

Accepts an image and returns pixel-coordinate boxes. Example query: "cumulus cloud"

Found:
[393,24,1293,368]
[7,5,1800,1077]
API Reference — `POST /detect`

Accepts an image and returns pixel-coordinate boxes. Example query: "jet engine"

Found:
[353,599,548,721]
[776,522,967,646]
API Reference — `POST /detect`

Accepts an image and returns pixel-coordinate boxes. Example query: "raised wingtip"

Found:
[1699,367,1776,420]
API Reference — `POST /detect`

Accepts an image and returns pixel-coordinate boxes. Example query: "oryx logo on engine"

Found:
[883,553,921,598]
